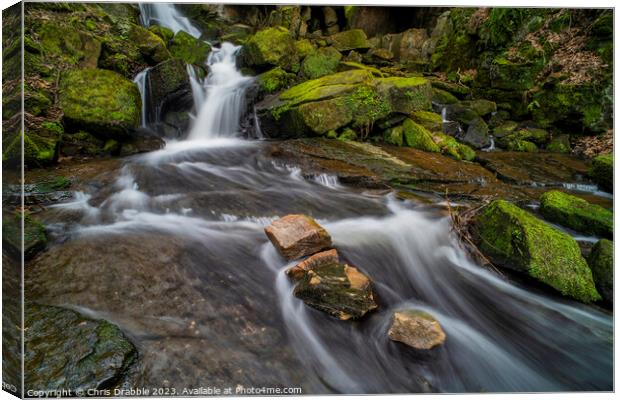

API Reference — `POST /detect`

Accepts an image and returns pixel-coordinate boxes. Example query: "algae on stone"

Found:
[587,239,613,304]
[540,190,612,239]
[169,30,211,65]
[402,119,440,153]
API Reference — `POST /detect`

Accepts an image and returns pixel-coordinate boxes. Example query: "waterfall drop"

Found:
[133,67,151,128]
[138,3,201,38]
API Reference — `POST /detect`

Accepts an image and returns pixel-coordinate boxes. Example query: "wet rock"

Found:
[540,190,612,239]
[293,263,377,320]
[3,213,47,260]
[388,310,446,350]
[149,25,174,43]
[460,117,491,149]
[589,153,613,193]
[587,239,613,304]
[265,214,332,260]
[119,130,166,157]
[59,69,141,139]
[287,249,340,281]
[148,58,193,123]
[25,303,137,392]
[169,30,211,65]
[473,199,600,303]
[328,29,371,52]
[4,176,72,205]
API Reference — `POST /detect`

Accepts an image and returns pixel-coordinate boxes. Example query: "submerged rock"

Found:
[265,214,332,260]
[473,200,600,303]
[589,153,613,193]
[59,68,141,138]
[25,303,137,392]
[388,310,446,350]
[293,263,377,320]
[286,249,340,281]
[587,239,613,304]
[540,190,612,239]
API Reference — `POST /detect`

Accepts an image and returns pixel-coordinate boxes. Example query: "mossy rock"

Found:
[131,24,171,64]
[384,125,404,147]
[540,190,612,239]
[241,26,297,71]
[148,25,174,43]
[429,79,471,98]
[338,61,384,77]
[294,38,316,58]
[258,67,296,94]
[474,200,600,303]
[3,213,47,260]
[498,127,548,149]
[293,263,377,320]
[433,133,476,161]
[460,99,496,117]
[337,128,358,141]
[59,69,141,138]
[546,134,571,153]
[328,29,370,51]
[148,58,190,109]
[432,88,458,105]
[301,47,342,79]
[587,239,613,304]
[505,139,538,152]
[589,153,613,193]
[493,120,519,138]
[220,24,253,45]
[169,30,211,65]
[25,303,137,392]
[376,76,432,114]
[402,119,440,152]
[410,111,443,132]
[36,21,102,68]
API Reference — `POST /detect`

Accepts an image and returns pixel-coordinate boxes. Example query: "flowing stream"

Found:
[45,4,613,393]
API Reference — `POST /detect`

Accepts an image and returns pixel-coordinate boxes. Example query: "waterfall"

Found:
[133,67,151,128]
[187,43,254,140]
[138,3,201,38]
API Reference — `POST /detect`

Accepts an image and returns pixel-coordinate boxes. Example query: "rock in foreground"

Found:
[293,263,377,320]
[587,239,613,304]
[540,190,612,239]
[286,249,340,280]
[25,303,137,392]
[473,200,600,303]
[265,214,332,260]
[388,310,446,350]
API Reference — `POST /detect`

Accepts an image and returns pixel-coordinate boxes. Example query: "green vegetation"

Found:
[301,47,342,79]
[540,190,612,238]
[169,30,210,65]
[587,239,613,304]
[590,153,613,193]
[402,119,440,152]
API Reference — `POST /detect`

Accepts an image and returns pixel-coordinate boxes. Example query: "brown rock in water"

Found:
[293,263,377,320]
[265,214,332,260]
[286,249,340,280]
[388,310,446,350]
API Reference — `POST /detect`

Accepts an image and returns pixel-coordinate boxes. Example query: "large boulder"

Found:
[293,263,377,320]
[240,26,298,71]
[328,29,371,52]
[402,119,440,152]
[587,239,613,304]
[148,58,192,122]
[169,30,211,66]
[540,191,613,239]
[473,200,600,303]
[590,153,613,193]
[25,303,137,392]
[265,214,332,260]
[300,47,342,79]
[257,67,296,95]
[388,310,446,350]
[287,249,340,281]
[59,68,141,138]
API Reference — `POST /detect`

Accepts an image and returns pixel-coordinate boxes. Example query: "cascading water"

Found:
[187,42,254,140]
[35,3,612,394]
[138,3,201,37]
[133,67,151,128]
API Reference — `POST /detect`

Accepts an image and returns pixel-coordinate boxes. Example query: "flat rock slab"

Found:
[293,263,377,320]
[287,249,340,280]
[265,214,332,260]
[388,310,446,350]
[25,303,137,392]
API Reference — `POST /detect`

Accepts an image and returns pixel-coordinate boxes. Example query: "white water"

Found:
[188,42,254,140]
[138,3,201,37]
[133,67,151,128]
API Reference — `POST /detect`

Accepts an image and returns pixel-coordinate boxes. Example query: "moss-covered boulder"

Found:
[384,125,404,147]
[4,122,63,167]
[25,303,137,392]
[300,47,342,79]
[328,29,371,51]
[257,67,295,94]
[460,99,497,117]
[506,139,538,152]
[148,58,191,112]
[402,119,440,152]
[293,263,378,320]
[376,76,432,114]
[169,30,211,65]
[587,239,613,304]
[410,110,443,132]
[540,190,612,239]
[59,69,141,138]
[590,153,613,193]
[148,25,174,43]
[473,200,600,303]
[240,26,297,71]
[131,24,171,65]
[3,213,47,260]
[433,133,476,161]
[432,88,458,105]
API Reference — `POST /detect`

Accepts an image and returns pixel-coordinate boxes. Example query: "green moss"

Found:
[505,139,538,152]
[587,239,613,303]
[493,121,518,138]
[169,30,210,65]
[339,61,384,77]
[433,133,476,161]
[338,128,358,141]
[546,135,571,153]
[402,119,440,152]
[2,212,47,259]
[294,38,315,58]
[131,24,171,64]
[280,69,373,102]
[460,99,497,117]
[475,200,600,303]
[301,47,342,79]
[540,190,612,238]
[432,88,458,105]
[384,125,404,147]
[242,26,296,70]
[376,76,432,114]
[328,29,370,51]
[410,111,443,132]
[258,67,295,94]
[589,153,613,193]
[59,68,141,138]
[345,85,392,129]
[148,25,174,43]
